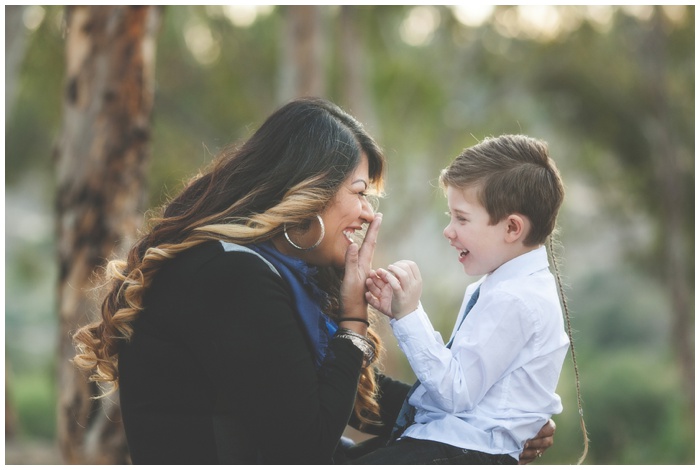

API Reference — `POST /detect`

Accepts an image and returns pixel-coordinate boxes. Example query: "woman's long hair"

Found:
[73,97,386,425]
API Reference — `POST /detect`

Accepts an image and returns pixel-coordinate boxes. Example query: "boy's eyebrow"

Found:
[450,208,471,216]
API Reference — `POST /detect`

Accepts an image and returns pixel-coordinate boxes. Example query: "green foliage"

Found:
[5,6,64,184]
[581,352,693,464]
[9,368,58,440]
[571,268,670,351]
[537,350,693,465]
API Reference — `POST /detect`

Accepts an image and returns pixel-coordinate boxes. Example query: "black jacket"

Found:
[118,241,409,464]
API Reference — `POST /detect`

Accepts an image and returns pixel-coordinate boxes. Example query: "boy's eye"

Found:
[446,212,467,223]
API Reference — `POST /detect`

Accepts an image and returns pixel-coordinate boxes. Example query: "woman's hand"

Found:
[340,214,382,331]
[518,419,556,464]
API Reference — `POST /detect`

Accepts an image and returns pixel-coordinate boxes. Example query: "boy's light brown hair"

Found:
[439,134,564,246]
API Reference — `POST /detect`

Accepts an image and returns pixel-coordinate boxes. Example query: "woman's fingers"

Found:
[518,419,556,464]
[357,213,382,271]
[538,418,556,438]
[343,240,361,278]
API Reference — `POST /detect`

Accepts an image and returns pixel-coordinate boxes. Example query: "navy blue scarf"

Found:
[248,242,338,370]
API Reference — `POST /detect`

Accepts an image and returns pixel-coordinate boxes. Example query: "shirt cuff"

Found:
[390,302,441,359]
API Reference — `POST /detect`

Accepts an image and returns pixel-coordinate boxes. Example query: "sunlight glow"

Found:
[23,6,45,31]
[451,6,647,42]
[184,20,220,65]
[585,5,615,32]
[495,6,588,41]
[451,4,493,27]
[661,5,687,24]
[221,5,274,28]
[400,6,441,47]
[517,5,564,40]
[621,5,654,21]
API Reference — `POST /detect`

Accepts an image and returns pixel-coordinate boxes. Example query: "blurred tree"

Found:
[278,5,326,102]
[337,6,380,134]
[55,6,162,463]
[5,4,29,442]
[640,7,694,413]
[5,5,29,117]
[532,6,694,411]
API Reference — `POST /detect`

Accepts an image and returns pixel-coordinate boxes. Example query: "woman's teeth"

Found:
[343,230,354,241]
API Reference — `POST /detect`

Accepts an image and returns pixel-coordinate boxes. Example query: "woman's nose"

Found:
[360,199,375,223]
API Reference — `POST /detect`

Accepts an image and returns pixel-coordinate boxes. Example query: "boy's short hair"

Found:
[439,134,564,246]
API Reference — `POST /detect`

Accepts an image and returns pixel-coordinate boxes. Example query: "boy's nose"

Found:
[443,224,453,240]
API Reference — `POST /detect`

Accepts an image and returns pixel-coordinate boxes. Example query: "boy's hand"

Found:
[366,270,395,318]
[366,260,422,320]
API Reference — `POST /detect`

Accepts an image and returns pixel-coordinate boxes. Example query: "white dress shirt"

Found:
[390,246,570,460]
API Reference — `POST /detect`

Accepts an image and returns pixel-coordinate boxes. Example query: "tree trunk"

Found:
[338,6,380,135]
[55,6,162,464]
[5,5,29,441]
[278,5,326,103]
[643,7,694,413]
[5,5,29,120]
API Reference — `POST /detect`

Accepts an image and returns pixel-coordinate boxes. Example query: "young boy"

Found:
[362,134,570,465]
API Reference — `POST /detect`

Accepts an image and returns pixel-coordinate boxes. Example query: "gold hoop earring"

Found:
[283,214,325,251]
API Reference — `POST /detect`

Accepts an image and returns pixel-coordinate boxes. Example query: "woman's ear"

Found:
[505,214,530,244]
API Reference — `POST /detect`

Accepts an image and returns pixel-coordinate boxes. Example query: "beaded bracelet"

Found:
[335,328,377,367]
[338,317,370,327]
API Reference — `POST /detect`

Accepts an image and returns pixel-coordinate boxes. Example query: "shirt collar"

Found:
[481,245,550,289]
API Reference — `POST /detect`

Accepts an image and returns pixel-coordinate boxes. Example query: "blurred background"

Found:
[4,5,694,464]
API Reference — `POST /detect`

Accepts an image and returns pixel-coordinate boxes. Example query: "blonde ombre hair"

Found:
[73,98,386,426]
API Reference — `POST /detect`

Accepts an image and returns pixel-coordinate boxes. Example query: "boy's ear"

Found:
[505,214,530,243]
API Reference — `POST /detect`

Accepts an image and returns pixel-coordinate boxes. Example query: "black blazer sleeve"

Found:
[347,372,411,437]
[181,250,364,464]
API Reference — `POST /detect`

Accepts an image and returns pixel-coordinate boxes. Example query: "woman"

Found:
[73,98,554,464]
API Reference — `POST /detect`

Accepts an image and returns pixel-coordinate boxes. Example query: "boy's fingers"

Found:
[389,260,420,282]
[366,278,383,297]
[381,269,403,291]
[365,291,379,308]
[407,261,421,281]
[388,263,419,290]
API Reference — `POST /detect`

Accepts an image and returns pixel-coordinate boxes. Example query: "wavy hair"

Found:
[73,97,386,426]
